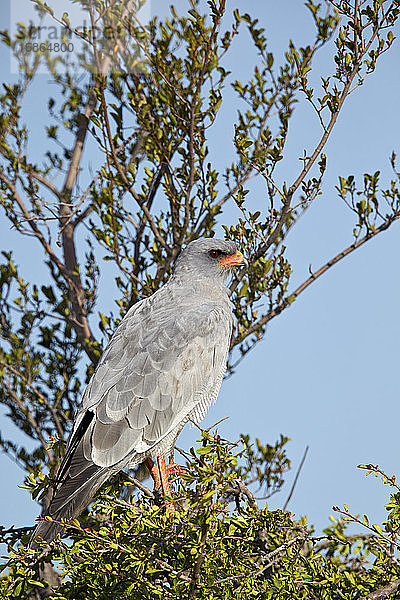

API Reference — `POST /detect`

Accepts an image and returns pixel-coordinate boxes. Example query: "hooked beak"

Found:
[217,250,248,269]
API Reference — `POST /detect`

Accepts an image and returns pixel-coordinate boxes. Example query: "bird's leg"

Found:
[145,455,183,513]
[145,457,161,491]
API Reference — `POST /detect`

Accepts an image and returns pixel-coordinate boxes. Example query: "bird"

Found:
[29,238,246,546]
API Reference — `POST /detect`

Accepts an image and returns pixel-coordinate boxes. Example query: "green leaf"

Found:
[196,446,213,455]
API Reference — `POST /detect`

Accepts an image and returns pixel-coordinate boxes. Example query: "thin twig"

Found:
[213,532,309,585]
[4,384,54,463]
[231,2,390,301]
[283,446,309,511]
[98,85,169,252]
[0,360,66,441]
[232,213,400,347]
[123,473,155,499]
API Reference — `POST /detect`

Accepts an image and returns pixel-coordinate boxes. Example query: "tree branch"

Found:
[0,171,66,276]
[188,515,208,600]
[27,169,61,200]
[233,213,400,348]
[4,383,54,463]
[283,446,309,511]
[57,0,138,363]
[234,0,391,300]
[98,84,169,252]
[361,579,400,600]
[0,359,66,441]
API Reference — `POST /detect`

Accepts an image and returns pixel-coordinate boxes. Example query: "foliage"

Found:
[0,0,400,597]
[2,433,400,599]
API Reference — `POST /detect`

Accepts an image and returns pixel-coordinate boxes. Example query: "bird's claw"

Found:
[145,456,183,513]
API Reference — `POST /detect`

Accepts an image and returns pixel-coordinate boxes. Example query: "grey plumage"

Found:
[30,238,245,546]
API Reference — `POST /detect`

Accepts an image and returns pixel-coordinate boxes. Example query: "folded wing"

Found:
[84,295,232,466]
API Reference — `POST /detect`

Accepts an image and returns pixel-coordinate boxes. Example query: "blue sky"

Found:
[0,0,399,543]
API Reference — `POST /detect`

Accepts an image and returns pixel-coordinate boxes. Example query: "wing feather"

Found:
[71,292,231,470]
[126,397,155,429]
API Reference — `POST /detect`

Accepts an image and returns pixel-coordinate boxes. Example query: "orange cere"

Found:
[217,250,245,268]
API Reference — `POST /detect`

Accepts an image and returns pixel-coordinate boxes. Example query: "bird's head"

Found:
[173,238,247,283]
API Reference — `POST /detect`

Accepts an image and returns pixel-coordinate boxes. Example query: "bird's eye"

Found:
[209,249,223,259]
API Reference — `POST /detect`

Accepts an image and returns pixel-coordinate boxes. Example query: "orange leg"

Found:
[145,455,183,513]
[145,456,161,490]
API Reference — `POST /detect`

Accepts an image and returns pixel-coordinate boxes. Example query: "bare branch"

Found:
[27,170,61,200]
[283,446,309,512]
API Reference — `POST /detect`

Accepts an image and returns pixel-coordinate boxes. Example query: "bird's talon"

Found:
[144,455,183,515]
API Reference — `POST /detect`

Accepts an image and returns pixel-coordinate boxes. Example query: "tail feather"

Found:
[29,466,110,548]
[29,409,112,548]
